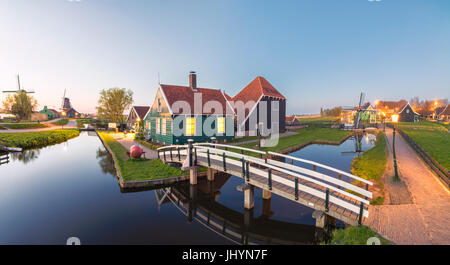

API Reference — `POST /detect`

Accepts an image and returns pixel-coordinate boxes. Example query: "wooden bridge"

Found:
[157,140,372,227]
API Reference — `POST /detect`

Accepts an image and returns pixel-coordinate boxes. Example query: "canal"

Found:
[0,132,375,244]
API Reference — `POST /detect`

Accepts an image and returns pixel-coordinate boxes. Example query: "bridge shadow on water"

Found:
[122,172,337,245]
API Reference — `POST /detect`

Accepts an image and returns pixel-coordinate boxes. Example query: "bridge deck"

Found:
[161,153,367,226]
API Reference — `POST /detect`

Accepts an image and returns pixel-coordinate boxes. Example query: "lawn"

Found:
[98,132,188,182]
[51,119,69,126]
[297,116,339,125]
[229,135,260,143]
[397,120,447,131]
[401,128,450,170]
[325,225,391,245]
[76,118,93,128]
[351,132,387,205]
[2,123,48,129]
[237,127,352,154]
[0,129,80,149]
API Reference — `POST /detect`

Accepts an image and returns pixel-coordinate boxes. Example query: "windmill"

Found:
[2,75,35,94]
[341,92,366,129]
[61,89,72,110]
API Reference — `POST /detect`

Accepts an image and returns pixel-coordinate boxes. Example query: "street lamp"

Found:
[391,114,399,181]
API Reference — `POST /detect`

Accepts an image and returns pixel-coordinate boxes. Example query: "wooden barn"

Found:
[285,115,300,126]
[143,72,235,145]
[231,76,286,136]
[437,104,450,122]
[398,102,420,122]
[126,106,150,130]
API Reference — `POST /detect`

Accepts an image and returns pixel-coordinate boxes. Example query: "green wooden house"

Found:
[143,72,235,145]
[39,106,59,120]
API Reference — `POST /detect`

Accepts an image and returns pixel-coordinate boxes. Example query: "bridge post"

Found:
[207,168,214,181]
[190,167,198,185]
[244,208,253,227]
[262,189,271,200]
[244,186,255,209]
[312,210,326,228]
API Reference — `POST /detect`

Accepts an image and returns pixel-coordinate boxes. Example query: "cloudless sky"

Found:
[1,0,449,114]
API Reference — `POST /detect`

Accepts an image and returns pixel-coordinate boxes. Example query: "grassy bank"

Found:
[137,139,161,150]
[237,127,352,154]
[51,119,69,126]
[326,226,391,245]
[98,132,188,182]
[401,128,450,170]
[298,116,339,125]
[398,120,448,131]
[351,132,387,205]
[2,123,48,129]
[0,129,80,149]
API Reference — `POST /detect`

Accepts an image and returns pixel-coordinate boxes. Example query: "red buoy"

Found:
[130,145,143,159]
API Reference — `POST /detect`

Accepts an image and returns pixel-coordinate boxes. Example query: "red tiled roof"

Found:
[285,115,296,122]
[160,85,233,115]
[132,106,150,119]
[232,76,285,103]
[440,104,450,115]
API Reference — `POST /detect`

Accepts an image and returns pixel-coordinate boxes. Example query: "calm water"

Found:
[0,132,374,245]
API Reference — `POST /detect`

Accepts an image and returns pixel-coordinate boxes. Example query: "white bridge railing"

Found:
[157,141,372,225]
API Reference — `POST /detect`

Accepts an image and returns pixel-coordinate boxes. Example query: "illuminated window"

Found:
[217,117,225,134]
[186,117,195,136]
[156,118,160,134]
[162,118,166,135]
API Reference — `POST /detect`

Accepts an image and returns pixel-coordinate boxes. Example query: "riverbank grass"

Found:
[98,132,188,182]
[2,123,48,129]
[0,130,80,149]
[51,119,69,126]
[351,132,387,205]
[326,225,391,245]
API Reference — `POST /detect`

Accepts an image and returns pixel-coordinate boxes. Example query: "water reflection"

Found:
[10,149,41,164]
[0,151,9,166]
[152,175,331,245]
[96,148,116,176]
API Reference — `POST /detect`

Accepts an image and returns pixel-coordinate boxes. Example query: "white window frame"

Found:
[156,118,160,134]
[162,118,166,135]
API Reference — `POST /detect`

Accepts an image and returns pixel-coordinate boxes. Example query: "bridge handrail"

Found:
[195,146,266,165]
[157,144,188,151]
[196,146,370,205]
[268,151,373,185]
[197,151,371,211]
[194,142,267,155]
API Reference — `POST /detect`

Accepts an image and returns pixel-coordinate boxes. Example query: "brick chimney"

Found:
[189,71,197,91]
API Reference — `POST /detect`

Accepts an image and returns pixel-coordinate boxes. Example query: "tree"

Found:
[2,94,14,112]
[96,88,133,123]
[9,91,38,120]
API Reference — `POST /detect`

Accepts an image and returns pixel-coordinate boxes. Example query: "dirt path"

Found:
[109,133,158,160]
[364,127,450,244]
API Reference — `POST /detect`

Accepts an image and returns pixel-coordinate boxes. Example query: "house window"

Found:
[217,117,225,134]
[156,118,160,134]
[186,117,195,136]
[162,118,166,135]
[406,109,410,114]
[158,98,162,112]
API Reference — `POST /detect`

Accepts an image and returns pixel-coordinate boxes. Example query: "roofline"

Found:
[438,104,449,116]
[127,107,138,120]
[221,90,236,115]
[399,102,420,115]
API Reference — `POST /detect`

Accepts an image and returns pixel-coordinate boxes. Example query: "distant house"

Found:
[437,104,450,122]
[143,72,235,145]
[62,108,79,118]
[398,102,420,122]
[285,115,300,126]
[375,100,408,120]
[39,106,56,120]
[341,102,377,126]
[232,76,286,135]
[126,106,150,130]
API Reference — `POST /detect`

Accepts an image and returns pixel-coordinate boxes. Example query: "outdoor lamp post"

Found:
[391,114,399,181]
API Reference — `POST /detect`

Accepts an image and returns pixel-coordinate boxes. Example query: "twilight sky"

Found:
[0,0,449,114]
